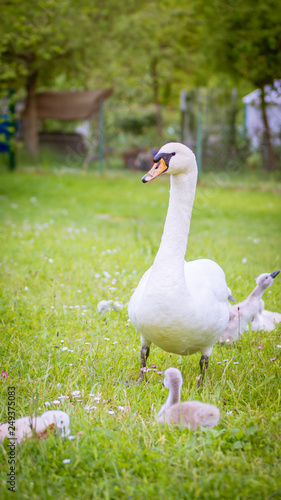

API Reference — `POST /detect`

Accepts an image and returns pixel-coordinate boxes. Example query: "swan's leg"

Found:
[137,345,150,384]
[197,355,209,388]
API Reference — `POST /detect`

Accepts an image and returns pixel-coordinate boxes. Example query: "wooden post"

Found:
[99,100,104,174]
[23,70,38,156]
[228,88,238,155]
[260,86,275,172]
[180,90,196,147]
[243,102,247,136]
[196,89,203,176]
[180,90,187,143]
[151,58,163,139]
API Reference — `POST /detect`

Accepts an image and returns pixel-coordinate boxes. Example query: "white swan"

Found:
[219,270,280,343]
[128,142,230,385]
[252,298,281,332]
[158,367,220,428]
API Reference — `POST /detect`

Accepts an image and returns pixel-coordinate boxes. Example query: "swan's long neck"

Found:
[248,285,266,303]
[243,286,266,318]
[165,384,181,408]
[152,167,197,278]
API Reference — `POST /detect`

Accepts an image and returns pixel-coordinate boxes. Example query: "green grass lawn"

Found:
[0,168,281,499]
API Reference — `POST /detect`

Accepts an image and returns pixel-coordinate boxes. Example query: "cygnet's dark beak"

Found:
[270,270,280,279]
[228,294,235,302]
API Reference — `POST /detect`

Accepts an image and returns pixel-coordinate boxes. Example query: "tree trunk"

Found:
[23,70,39,156]
[260,86,275,172]
[150,59,163,140]
[228,88,238,157]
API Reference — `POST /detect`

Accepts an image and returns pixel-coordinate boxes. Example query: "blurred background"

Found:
[0,0,281,175]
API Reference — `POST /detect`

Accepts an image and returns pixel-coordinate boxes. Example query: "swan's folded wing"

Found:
[128,267,152,321]
[184,258,229,303]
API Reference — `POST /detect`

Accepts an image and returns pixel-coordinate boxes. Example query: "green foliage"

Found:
[0,169,281,498]
[109,0,199,104]
[1,0,280,101]
[0,0,110,92]
[2,0,280,168]
[116,110,157,135]
[197,0,281,88]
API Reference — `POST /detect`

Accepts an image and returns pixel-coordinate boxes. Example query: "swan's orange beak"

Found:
[142,158,168,183]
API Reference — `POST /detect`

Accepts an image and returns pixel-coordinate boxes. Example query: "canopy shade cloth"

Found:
[34,88,113,121]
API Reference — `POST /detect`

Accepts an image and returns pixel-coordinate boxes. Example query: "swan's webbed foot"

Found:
[197,355,209,388]
[137,345,150,385]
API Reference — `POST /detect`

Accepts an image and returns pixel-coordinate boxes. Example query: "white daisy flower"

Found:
[71,390,80,396]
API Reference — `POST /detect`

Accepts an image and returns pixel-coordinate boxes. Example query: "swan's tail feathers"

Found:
[195,404,220,428]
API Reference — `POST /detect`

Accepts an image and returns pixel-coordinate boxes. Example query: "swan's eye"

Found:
[172,152,176,156]
[266,277,268,279]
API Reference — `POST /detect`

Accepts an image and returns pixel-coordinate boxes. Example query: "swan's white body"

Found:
[219,271,280,342]
[158,368,220,429]
[128,143,230,370]
[129,258,229,356]
[252,299,281,332]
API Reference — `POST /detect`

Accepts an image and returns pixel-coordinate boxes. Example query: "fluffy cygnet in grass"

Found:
[158,367,220,429]
[219,270,280,343]
[0,410,70,443]
[252,299,281,332]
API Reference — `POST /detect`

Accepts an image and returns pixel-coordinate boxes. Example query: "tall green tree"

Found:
[197,0,281,171]
[110,0,198,139]
[0,0,109,154]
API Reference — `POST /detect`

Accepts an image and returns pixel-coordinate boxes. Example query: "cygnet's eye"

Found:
[266,277,268,279]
